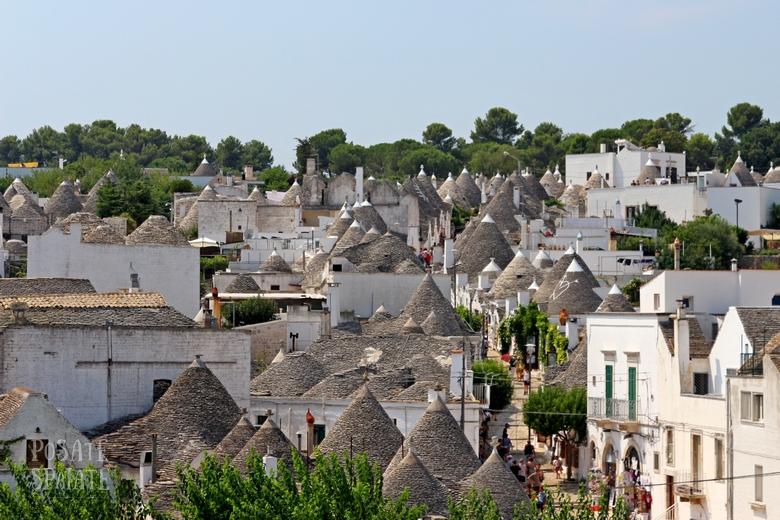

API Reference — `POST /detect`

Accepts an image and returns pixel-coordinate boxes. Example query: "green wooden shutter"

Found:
[605,365,613,417]
[628,367,637,421]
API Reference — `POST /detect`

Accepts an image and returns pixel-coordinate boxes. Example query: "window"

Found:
[586,172,592,181]
[256,415,268,426]
[153,379,172,403]
[653,452,660,473]
[666,428,674,466]
[238,225,242,230]
[691,434,702,484]
[332,264,342,272]
[693,373,709,395]
[715,438,724,480]
[682,296,694,310]
[755,465,764,502]
[270,285,280,291]
[742,392,764,422]
[26,439,47,469]
[313,424,326,446]
[605,173,610,181]
[654,294,661,311]
[712,322,719,341]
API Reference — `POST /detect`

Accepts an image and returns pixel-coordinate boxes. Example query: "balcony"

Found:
[588,397,640,431]
[673,471,705,502]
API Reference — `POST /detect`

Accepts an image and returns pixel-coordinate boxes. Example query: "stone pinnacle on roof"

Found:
[383,449,449,516]
[359,226,382,245]
[540,259,603,316]
[457,449,530,519]
[191,156,217,177]
[259,250,292,273]
[317,386,403,471]
[386,396,481,488]
[331,220,366,255]
[225,274,260,293]
[532,250,599,308]
[402,317,425,334]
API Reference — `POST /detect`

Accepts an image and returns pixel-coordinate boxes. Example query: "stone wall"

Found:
[0,325,250,430]
[738,255,780,269]
[198,200,257,243]
[256,206,296,233]
[236,319,286,363]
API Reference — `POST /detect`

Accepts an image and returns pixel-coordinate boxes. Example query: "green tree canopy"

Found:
[242,140,274,171]
[472,359,514,410]
[261,166,293,191]
[422,123,456,153]
[396,146,460,178]
[216,135,244,171]
[523,386,587,444]
[328,143,367,174]
[657,215,744,270]
[471,107,522,145]
[225,294,279,328]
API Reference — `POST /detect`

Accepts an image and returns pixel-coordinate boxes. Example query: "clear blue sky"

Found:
[1,0,777,167]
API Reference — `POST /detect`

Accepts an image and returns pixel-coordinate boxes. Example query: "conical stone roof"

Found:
[87,170,121,197]
[548,175,565,199]
[402,317,425,334]
[457,214,515,280]
[519,170,551,202]
[9,195,43,220]
[596,284,635,313]
[259,250,292,273]
[353,204,388,234]
[750,167,764,185]
[383,450,449,517]
[232,418,294,474]
[301,249,330,289]
[83,225,126,244]
[386,396,481,488]
[397,274,467,334]
[539,168,555,190]
[3,183,17,202]
[225,274,260,293]
[317,386,403,471]
[437,174,469,208]
[421,309,464,337]
[191,156,216,177]
[339,232,424,274]
[533,248,599,305]
[126,215,189,246]
[765,166,780,184]
[490,250,542,297]
[279,181,302,206]
[325,212,354,240]
[331,220,366,256]
[359,227,382,244]
[250,352,329,397]
[725,152,757,186]
[247,186,268,205]
[51,212,106,236]
[636,158,661,185]
[454,219,476,259]
[456,169,482,208]
[479,183,522,234]
[542,259,603,316]
[44,181,83,219]
[97,357,241,467]
[584,169,610,190]
[458,450,530,519]
[532,249,553,269]
[213,416,257,460]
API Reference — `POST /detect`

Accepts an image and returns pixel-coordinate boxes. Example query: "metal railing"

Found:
[472,384,490,405]
[739,352,763,376]
[653,502,677,520]
[588,397,638,421]
[673,471,704,498]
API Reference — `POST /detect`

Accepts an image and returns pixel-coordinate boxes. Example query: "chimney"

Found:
[673,301,692,392]
[615,198,622,221]
[151,432,158,483]
[243,165,254,180]
[263,450,278,476]
[327,282,340,328]
[489,183,496,197]
[427,383,447,403]
[659,141,666,152]
[443,238,454,273]
[306,158,316,175]
[450,350,463,395]
[600,143,607,154]
[129,263,140,292]
[513,187,520,209]
[10,302,28,324]
[355,166,364,203]
[306,409,315,457]
[480,181,487,204]
[58,156,66,170]
[321,305,332,338]
[672,237,681,271]
[731,258,738,272]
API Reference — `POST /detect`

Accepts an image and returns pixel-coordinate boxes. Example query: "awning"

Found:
[748,229,780,241]
[188,237,219,248]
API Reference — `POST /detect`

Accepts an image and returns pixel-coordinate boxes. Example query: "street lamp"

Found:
[503,151,522,174]
[734,199,743,229]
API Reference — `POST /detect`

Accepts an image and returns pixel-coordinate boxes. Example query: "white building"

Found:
[586,184,707,224]
[27,224,200,318]
[566,140,686,188]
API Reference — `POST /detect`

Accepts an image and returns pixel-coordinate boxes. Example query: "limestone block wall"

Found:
[0,326,250,430]
[257,206,296,233]
[198,200,258,243]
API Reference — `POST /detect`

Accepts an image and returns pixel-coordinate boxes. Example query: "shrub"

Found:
[224,295,279,328]
[472,359,514,410]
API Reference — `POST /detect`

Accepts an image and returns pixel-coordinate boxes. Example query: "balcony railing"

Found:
[588,397,639,421]
[739,352,763,377]
[673,471,705,498]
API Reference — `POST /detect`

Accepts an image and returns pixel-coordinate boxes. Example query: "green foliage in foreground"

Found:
[0,462,164,519]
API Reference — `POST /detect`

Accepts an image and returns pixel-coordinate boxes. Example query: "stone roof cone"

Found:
[126,215,190,246]
[396,274,467,335]
[83,225,126,244]
[331,220,366,256]
[44,180,83,220]
[540,259,603,316]
[259,250,292,273]
[402,316,425,334]
[596,283,635,313]
[353,203,388,234]
[247,186,268,205]
[213,415,257,460]
[191,155,217,177]
[325,211,354,240]
[359,226,382,244]
[385,396,481,487]
[232,417,294,474]
[318,386,403,471]
[533,247,598,304]
[250,352,329,397]
[636,156,661,185]
[491,250,543,297]
[279,180,302,206]
[225,274,260,293]
[458,450,530,519]
[532,249,553,269]
[456,168,482,208]
[457,214,515,280]
[383,449,449,517]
